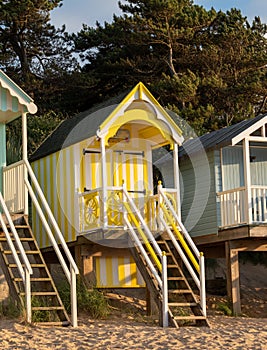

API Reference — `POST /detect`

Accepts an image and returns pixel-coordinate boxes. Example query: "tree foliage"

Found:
[2,0,267,156]
[72,0,267,134]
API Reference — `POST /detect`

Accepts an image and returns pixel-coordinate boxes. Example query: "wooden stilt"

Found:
[225,241,241,315]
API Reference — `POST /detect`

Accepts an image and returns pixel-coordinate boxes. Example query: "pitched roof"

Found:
[30,83,184,162]
[179,113,267,158]
[30,91,128,162]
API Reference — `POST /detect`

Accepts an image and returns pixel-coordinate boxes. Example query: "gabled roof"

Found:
[179,113,267,158]
[0,70,37,123]
[30,91,129,162]
[30,83,184,162]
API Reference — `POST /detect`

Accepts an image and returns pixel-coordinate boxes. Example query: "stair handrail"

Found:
[157,183,206,316]
[122,185,163,258]
[121,184,169,326]
[24,159,79,326]
[0,192,33,322]
[0,192,33,279]
[158,184,200,259]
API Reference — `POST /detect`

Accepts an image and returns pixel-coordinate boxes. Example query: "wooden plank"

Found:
[229,238,267,251]
[225,241,241,315]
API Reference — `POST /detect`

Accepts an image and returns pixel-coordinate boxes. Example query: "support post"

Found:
[173,143,181,220]
[22,112,28,215]
[70,267,78,327]
[157,181,164,231]
[25,268,31,324]
[161,252,168,327]
[243,138,252,223]
[225,241,241,315]
[199,252,206,317]
[0,123,6,195]
[100,137,108,228]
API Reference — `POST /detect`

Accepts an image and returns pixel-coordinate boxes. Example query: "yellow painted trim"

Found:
[160,204,200,272]
[104,109,174,146]
[98,82,183,145]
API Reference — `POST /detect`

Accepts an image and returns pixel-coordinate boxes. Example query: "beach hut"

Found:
[30,82,208,327]
[0,70,79,326]
[157,114,267,314]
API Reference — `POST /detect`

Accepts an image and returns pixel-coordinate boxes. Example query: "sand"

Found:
[0,314,266,349]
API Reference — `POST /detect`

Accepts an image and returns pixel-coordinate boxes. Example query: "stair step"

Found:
[167,264,177,268]
[168,302,198,307]
[169,289,192,294]
[173,316,206,321]
[0,237,34,242]
[14,277,51,282]
[3,250,39,254]
[32,306,64,311]
[20,292,57,296]
[9,264,45,268]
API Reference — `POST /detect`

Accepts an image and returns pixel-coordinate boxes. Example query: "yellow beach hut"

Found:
[30,82,208,327]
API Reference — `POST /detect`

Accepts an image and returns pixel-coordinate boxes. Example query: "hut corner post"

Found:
[22,112,28,215]
[0,123,6,194]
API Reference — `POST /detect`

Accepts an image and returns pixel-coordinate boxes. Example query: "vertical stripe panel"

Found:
[112,257,119,286]
[124,256,132,286]
[99,257,107,286]
[118,256,125,286]
[105,256,113,287]
[69,146,76,240]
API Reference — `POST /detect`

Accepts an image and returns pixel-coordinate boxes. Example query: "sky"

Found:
[50,0,267,33]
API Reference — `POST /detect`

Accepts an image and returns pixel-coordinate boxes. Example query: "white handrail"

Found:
[158,186,200,258]
[122,185,162,257]
[157,184,206,316]
[24,160,79,275]
[0,193,33,277]
[24,159,79,327]
[121,186,169,326]
[0,192,33,323]
[159,216,200,289]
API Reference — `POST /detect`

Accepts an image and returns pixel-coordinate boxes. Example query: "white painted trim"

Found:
[232,116,267,145]
[243,138,252,223]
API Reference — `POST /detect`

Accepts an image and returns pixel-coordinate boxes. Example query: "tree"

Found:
[72,1,267,134]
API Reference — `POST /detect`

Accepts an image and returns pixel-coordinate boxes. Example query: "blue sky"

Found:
[50,0,267,33]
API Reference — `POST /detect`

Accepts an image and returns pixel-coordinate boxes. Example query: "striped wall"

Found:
[180,150,218,237]
[95,255,145,288]
[32,144,79,247]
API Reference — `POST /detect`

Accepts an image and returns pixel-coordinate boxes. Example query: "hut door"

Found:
[112,150,146,197]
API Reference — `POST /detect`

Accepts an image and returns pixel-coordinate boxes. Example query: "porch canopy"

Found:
[0,70,37,124]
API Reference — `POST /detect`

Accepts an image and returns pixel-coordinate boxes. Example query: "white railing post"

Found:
[70,266,78,327]
[243,138,252,223]
[157,181,164,231]
[199,253,206,317]
[162,252,168,327]
[25,268,32,323]
[22,112,28,215]
[100,137,108,228]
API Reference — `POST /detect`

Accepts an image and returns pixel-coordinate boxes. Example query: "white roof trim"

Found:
[231,115,267,145]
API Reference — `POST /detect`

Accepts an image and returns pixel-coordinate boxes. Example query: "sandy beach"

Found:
[0,314,266,349]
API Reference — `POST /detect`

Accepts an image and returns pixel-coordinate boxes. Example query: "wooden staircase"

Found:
[130,234,208,328]
[0,215,70,325]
